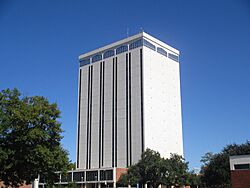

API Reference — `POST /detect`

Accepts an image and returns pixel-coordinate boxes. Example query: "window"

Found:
[73,171,85,182]
[143,39,156,50]
[129,39,143,50]
[92,54,102,63]
[168,53,179,62]
[100,170,113,181]
[61,173,72,182]
[234,164,250,170]
[80,58,90,67]
[116,45,128,55]
[103,50,114,59]
[86,171,98,181]
[157,47,168,57]
[39,175,47,183]
[54,173,60,183]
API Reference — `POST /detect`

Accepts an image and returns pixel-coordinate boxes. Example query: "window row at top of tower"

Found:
[79,37,179,67]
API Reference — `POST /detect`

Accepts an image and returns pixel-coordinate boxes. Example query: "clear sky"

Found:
[1,0,250,169]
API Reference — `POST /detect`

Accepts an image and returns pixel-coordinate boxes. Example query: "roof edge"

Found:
[79,32,179,60]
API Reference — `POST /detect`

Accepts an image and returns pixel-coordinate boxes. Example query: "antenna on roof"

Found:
[127,28,129,37]
[140,27,144,33]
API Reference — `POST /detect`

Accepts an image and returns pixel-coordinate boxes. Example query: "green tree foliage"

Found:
[68,162,76,170]
[200,141,250,188]
[186,173,201,187]
[163,154,189,186]
[0,88,70,187]
[118,165,139,186]
[118,149,162,187]
[136,149,164,188]
[118,149,198,188]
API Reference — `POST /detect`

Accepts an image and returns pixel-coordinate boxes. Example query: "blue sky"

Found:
[1,0,250,169]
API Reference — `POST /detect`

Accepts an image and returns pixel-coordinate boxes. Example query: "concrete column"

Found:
[98,183,101,188]
[145,183,147,188]
[113,182,116,188]
[32,178,39,188]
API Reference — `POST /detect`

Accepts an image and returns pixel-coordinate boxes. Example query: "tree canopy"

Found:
[118,149,198,188]
[0,88,70,187]
[200,141,250,188]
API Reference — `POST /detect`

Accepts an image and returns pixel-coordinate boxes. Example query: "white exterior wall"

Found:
[103,58,113,167]
[116,53,127,167]
[130,48,143,164]
[143,46,183,158]
[78,66,90,169]
[90,62,101,168]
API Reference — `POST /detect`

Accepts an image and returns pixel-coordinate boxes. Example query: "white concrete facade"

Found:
[143,44,183,158]
[77,32,183,170]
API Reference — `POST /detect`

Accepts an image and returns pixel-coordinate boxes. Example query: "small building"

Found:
[229,154,250,188]
[54,168,127,188]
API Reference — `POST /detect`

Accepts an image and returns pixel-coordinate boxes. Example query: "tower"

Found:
[76,32,183,183]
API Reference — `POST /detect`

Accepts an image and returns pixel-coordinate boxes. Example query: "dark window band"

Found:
[143,39,156,50]
[80,58,90,67]
[168,53,179,62]
[234,164,250,170]
[129,39,143,50]
[104,50,115,59]
[116,45,128,55]
[92,54,102,63]
[157,47,168,57]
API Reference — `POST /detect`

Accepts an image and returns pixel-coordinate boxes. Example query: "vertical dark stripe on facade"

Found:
[129,52,132,166]
[102,61,105,166]
[140,49,144,153]
[125,53,129,167]
[77,69,82,168]
[115,57,118,167]
[99,62,103,168]
[112,58,115,167]
[86,66,91,169]
[89,65,93,169]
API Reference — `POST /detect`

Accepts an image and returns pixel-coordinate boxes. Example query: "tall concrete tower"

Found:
[76,32,183,185]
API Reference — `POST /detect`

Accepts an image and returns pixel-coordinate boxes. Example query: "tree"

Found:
[68,162,76,170]
[0,88,70,187]
[200,141,250,188]
[137,149,164,188]
[118,165,139,187]
[118,149,163,188]
[118,149,192,188]
[186,172,201,187]
[163,154,189,187]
